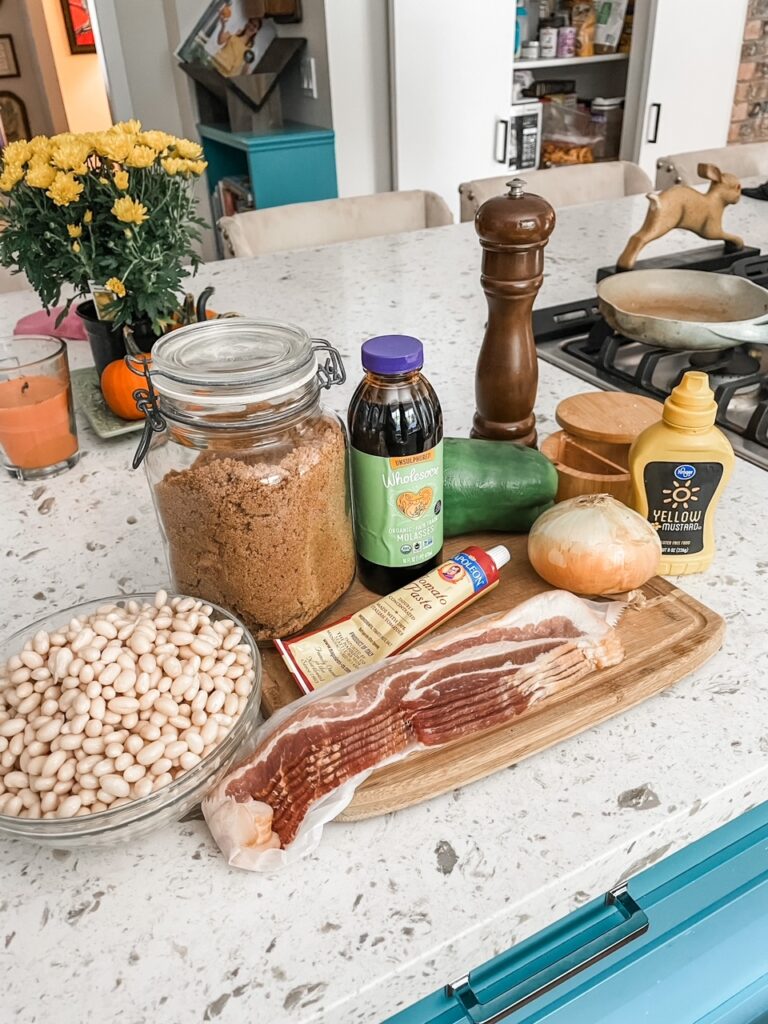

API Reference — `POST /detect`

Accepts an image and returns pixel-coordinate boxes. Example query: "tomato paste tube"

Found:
[276,544,510,693]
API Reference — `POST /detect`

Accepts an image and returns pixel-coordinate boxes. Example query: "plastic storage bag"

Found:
[541,101,606,165]
[203,592,626,872]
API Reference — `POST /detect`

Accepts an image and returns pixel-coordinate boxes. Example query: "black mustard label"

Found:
[642,461,723,556]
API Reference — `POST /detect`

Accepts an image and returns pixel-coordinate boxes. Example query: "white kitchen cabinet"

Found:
[389,0,516,219]
[386,0,749,208]
[624,0,749,179]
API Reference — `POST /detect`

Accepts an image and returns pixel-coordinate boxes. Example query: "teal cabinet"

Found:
[386,803,768,1024]
[198,121,338,211]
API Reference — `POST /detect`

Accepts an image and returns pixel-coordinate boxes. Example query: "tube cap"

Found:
[361,335,423,374]
[663,371,718,429]
[486,544,511,570]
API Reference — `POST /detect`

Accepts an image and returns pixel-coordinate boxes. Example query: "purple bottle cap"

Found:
[361,335,424,375]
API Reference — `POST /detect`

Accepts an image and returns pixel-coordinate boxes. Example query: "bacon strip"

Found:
[204,591,624,856]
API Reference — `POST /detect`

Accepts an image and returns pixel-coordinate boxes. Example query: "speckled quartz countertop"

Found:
[3,193,768,1024]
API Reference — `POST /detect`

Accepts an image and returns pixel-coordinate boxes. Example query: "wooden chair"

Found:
[458,161,653,222]
[218,189,454,258]
[655,143,768,188]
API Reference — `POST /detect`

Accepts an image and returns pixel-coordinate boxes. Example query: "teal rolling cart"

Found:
[385,802,768,1024]
[198,121,337,211]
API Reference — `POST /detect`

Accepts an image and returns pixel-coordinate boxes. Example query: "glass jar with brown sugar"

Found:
[132,318,355,641]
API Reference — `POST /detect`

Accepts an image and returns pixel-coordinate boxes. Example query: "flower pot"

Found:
[76,301,126,379]
[124,317,160,355]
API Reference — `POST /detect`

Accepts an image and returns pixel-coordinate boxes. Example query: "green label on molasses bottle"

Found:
[350,442,443,568]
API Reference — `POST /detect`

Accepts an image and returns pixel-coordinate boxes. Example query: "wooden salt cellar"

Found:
[472,178,556,447]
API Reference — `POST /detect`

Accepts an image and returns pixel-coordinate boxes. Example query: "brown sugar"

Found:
[154,417,355,641]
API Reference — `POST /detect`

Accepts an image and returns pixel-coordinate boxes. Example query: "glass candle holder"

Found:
[0,336,80,480]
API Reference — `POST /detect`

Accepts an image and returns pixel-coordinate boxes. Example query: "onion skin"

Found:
[528,493,662,595]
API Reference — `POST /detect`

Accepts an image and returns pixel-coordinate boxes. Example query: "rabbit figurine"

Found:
[617,163,744,270]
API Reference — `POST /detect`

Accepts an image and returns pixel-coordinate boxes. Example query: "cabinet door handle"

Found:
[494,118,509,164]
[446,883,648,1024]
[646,102,661,144]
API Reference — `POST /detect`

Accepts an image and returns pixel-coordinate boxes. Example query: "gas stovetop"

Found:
[533,254,768,471]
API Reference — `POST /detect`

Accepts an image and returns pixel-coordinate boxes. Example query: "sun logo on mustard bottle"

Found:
[662,483,701,510]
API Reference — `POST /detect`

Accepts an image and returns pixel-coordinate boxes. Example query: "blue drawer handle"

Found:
[446,883,648,1024]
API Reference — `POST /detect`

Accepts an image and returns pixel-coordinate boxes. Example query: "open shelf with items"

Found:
[516,52,629,71]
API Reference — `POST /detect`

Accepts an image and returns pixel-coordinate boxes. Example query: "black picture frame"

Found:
[0,92,30,143]
[60,0,97,55]
[0,35,19,79]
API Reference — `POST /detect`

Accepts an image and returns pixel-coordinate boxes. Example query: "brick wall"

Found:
[730,0,768,143]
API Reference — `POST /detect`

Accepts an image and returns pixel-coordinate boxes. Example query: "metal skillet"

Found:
[596,269,768,351]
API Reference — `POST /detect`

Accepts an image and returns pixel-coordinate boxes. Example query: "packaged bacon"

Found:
[202,590,626,872]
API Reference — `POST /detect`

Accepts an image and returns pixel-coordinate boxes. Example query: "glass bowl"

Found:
[0,593,262,848]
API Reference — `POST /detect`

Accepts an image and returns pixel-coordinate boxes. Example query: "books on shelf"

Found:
[211,175,255,257]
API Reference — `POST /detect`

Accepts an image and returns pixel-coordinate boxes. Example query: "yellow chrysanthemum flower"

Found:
[52,140,90,174]
[161,157,183,176]
[112,195,148,225]
[139,130,175,153]
[25,160,56,189]
[29,136,53,159]
[3,140,32,166]
[67,224,83,238]
[46,171,84,207]
[72,241,81,254]
[51,132,76,147]
[95,134,133,163]
[173,138,203,160]
[83,209,93,224]
[113,169,129,190]
[125,145,155,169]
[105,277,126,298]
[162,156,207,177]
[0,163,24,192]
[113,120,142,135]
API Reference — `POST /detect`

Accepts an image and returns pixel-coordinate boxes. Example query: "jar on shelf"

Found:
[132,318,355,641]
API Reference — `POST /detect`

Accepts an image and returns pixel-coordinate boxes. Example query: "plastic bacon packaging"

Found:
[202,590,626,872]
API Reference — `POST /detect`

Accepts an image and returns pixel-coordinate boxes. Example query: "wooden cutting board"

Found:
[260,533,724,821]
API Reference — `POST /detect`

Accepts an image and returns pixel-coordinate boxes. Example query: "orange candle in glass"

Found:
[0,336,80,480]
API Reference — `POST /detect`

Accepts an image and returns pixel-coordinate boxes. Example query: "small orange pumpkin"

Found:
[101,355,151,421]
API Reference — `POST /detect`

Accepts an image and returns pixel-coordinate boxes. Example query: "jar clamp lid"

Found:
[130,318,346,468]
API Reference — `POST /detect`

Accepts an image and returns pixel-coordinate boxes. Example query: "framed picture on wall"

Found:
[0,93,30,143]
[0,36,19,78]
[60,0,97,55]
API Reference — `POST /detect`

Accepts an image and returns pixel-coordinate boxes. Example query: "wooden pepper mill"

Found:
[472,178,556,447]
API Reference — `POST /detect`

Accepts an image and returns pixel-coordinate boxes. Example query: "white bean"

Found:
[113,669,136,694]
[162,740,187,761]
[0,718,25,738]
[123,763,145,783]
[155,697,178,718]
[57,795,82,817]
[4,771,28,790]
[107,696,139,715]
[205,690,226,715]
[149,757,173,777]
[136,740,165,766]
[132,777,153,799]
[179,751,201,771]
[100,774,130,798]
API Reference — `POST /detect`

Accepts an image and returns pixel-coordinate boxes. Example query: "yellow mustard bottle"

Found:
[629,371,734,576]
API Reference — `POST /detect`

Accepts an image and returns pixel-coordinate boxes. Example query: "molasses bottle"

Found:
[348,335,443,595]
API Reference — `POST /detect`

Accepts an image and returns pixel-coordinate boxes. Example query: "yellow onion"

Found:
[528,493,661,595]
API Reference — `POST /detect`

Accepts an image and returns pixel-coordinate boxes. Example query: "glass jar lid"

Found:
[149,318,320,405]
